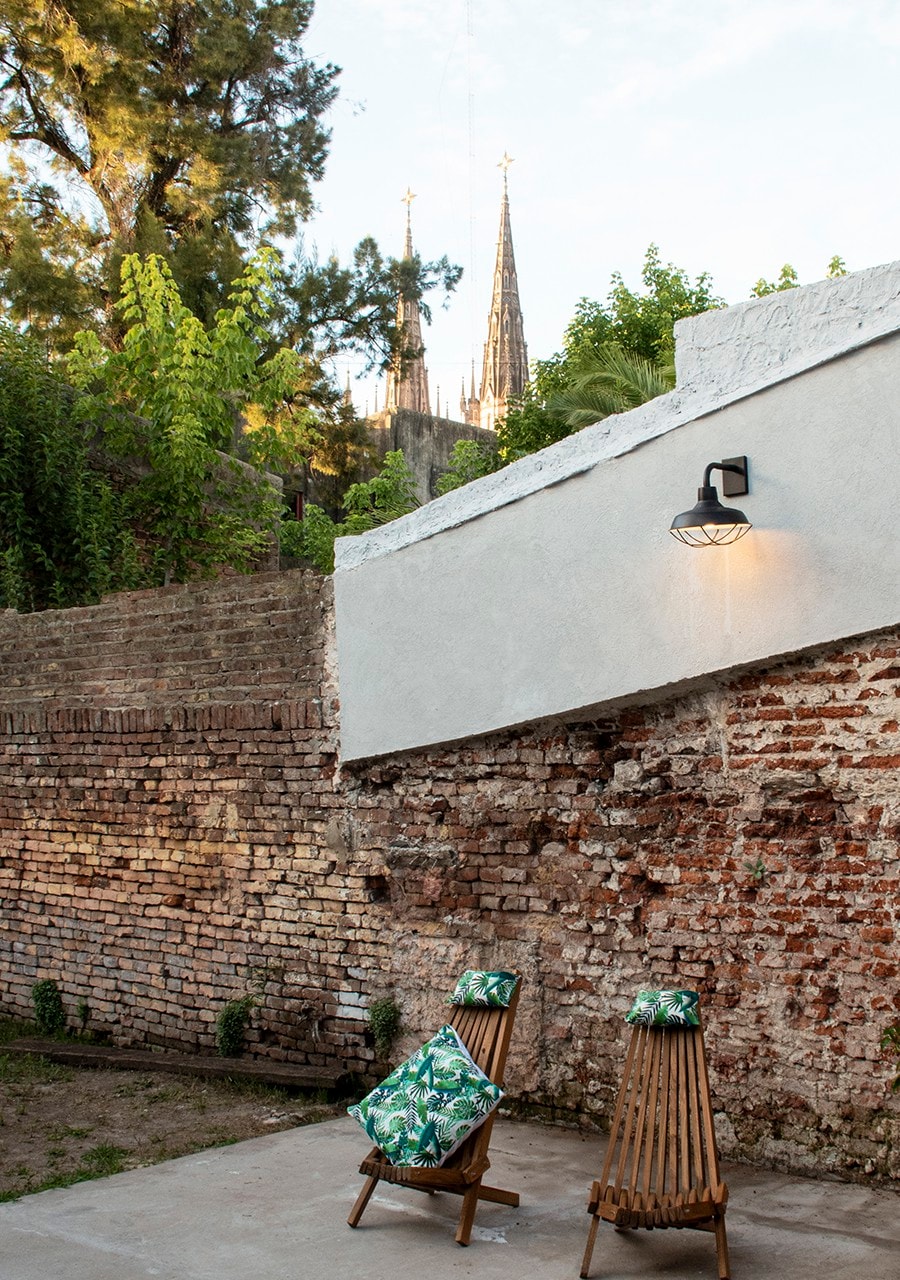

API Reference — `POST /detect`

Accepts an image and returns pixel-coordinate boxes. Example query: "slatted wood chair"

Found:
[581,1011,730,1279]
[348,974,521,1246]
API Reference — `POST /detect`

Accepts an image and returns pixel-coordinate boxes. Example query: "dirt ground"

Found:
[0,1048,344,1202]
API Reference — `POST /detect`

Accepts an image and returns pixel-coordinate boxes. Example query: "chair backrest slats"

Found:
[614,1028,648,1193]
[630,1029,657,1202]
[695,1019,721,1190]
[440,978,520,1173]
[665,1033,679,1199]
[641,1030,663,1205]
[686,1032,705,1189]
[675,1032,688,1195]
[602,1022,721,1208]
[599,1026,639,1191]
[658,1031,674,1199]
[452,1007,496,1067]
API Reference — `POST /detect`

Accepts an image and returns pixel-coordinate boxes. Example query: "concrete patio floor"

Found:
[1,1115,898,1280]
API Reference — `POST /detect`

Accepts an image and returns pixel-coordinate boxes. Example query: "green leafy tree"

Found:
[494,377,575,461]
[750,263,800,297]
[0,0,337,333]
[545,343,675,430]
[751,255,848,297]
[279,236,462,377]
[600,244,723,363]
[0,323,137,611]
[67,250,311,585]
[282,449,419,573]
[498,245,720,458]
[435,438,501,496]
[0,3,461,384]
[341,449,419,533]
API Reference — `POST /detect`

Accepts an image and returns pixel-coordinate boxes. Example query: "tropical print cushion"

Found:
[348,1023,504,1167]
[448,969,518,1008]
[625,989,700,1027]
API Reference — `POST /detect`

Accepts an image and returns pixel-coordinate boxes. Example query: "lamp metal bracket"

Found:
[721,456,749,498]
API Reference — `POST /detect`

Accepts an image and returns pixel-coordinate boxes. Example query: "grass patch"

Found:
[46,1124,93,1141]
[80,1144,128,1176]
[0,1052,74,1086]
[0,1014,345,1203]
[0,1017,38,1047]
[0,1150,128,1202]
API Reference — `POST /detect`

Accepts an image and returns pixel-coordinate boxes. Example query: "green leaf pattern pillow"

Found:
[448,969,518,1008]
[348,1024,504,1167]
[625,989,700,1027]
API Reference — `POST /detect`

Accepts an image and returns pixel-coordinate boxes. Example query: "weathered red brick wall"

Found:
[0,574,897,1181]
[345,635,900,1183]
[0,572,370,1072]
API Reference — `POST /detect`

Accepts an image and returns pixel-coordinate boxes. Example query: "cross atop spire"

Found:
[400,188,416,257]
[498,152,514,187]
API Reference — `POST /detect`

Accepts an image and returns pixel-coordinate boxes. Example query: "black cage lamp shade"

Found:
[670,456,752,547]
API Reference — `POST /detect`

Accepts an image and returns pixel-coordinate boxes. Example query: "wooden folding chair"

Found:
[581,1013,730,1279]
[348,974,521,1246]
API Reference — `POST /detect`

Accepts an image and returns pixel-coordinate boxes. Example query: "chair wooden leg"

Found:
[348,1174,379,1228]
[580,1213,600,1279]
[455,1180,482,1246]
[478,1183,519,1207]
[714,1214,730,1280]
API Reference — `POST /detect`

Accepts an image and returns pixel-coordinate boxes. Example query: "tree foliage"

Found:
[281,449,419,573]
[545,343,675,431]
[67,250,310,585]
[751,254,848,298]
[0,1,336,330]
[0,1,460,381]
[435,438,501,496]
[280,236,462,375]
[496,245,719,459]
[0,323,137,611]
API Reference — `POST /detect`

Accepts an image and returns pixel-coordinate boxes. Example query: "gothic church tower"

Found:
[470,154,528,431]
[384,189,431,415]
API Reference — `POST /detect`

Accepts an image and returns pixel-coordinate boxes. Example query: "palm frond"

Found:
[547,342,675,428]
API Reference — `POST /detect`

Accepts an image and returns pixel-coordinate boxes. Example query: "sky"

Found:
[302,0,900,417]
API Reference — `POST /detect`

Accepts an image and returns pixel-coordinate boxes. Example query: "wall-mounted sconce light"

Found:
[670,456,752,547]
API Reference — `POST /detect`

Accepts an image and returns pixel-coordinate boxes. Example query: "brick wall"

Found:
[0,572,363,1070]
[0,573,897,1181]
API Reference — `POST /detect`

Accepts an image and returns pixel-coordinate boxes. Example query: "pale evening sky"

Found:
[303,0,900,416]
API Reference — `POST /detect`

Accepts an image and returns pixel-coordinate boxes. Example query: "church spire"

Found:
[384,188,431,416]
[478,154,528,432]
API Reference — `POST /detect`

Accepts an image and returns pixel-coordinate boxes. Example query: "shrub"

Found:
[216,997,254,1057]
[368,996,402,1060]
[32,979,66,1036]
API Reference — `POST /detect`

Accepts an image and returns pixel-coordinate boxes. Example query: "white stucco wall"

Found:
[334,264,900,761]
